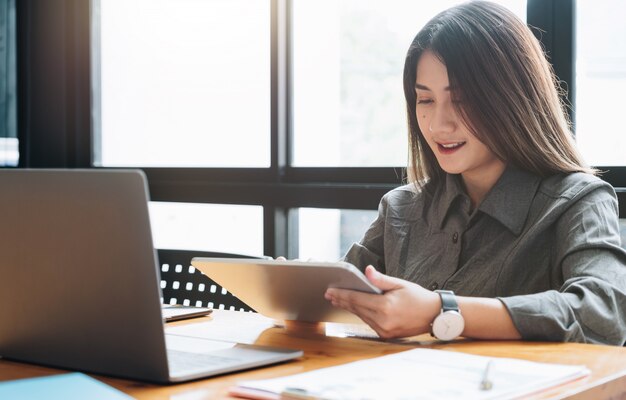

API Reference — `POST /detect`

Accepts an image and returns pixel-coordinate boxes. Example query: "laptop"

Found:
[0,169,302,383]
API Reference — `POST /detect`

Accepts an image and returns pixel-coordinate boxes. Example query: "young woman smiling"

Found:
[325,1,626,345]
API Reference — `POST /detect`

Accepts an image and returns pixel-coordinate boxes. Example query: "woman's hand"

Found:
[324,265,441,339]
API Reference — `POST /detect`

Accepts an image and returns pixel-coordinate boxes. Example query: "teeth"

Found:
[441,142,465,148]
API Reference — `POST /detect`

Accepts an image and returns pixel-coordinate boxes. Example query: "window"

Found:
[94,0,271,168]
[291,0,526,167]
[0,137,17,167]
[0,0,17,167]
[149,202,264,255]
[575,0,626,167]
[291,208,378,261]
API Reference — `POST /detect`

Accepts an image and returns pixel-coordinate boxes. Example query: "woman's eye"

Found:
[417,99,433,105]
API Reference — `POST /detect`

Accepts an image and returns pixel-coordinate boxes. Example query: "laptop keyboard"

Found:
[167,349,240,372]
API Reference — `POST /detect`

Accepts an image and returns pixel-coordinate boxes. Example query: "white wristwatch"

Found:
[431,290,465,341]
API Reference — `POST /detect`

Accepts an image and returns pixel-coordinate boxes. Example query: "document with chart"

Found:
[230,348,590,400]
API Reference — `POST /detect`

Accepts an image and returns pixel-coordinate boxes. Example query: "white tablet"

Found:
[191,258,382,323]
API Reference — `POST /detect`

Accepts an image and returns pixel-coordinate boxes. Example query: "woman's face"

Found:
[415,51,504,183]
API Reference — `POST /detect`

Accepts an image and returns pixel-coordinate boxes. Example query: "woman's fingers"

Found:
[325,288,382,313]
[364,265,404,291]
[328,296,398,338]
[327,294,386,333]
[324,267,429,338]
[325,288,396,332]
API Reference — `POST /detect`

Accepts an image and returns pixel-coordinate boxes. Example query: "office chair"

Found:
[157,249,255,312]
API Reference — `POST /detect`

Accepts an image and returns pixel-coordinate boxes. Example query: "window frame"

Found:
[14,0,626,258]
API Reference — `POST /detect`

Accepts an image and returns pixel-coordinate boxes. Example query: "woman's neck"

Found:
[462,162,507,209]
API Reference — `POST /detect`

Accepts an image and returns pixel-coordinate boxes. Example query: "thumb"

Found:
[364,265,404,292]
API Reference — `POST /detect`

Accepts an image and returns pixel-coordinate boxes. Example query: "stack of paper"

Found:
[230,348,589,400]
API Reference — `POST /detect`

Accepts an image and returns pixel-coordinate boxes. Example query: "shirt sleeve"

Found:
[342,192,389,273]
[499,181,626,345]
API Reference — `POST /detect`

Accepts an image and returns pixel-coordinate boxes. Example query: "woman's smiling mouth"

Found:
[437,141,466,154]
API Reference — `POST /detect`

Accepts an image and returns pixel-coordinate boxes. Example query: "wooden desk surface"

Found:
[1,310,625,399]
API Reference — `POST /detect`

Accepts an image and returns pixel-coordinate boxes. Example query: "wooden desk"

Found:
[1,310,625,399]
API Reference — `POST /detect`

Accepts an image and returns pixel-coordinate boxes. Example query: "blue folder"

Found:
[0,372,134,400]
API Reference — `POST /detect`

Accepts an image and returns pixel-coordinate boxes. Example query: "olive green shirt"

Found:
[343,166,626,345]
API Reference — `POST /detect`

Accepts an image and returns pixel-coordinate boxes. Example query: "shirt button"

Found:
[429,282,439,291]
[452,232,459,243]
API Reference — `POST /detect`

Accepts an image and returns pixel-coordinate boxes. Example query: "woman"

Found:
[325,1,626,345]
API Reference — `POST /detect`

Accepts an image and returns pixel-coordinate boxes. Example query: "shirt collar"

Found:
[431,173,467,230]
[479,165,542,235]
[433,165,542,235]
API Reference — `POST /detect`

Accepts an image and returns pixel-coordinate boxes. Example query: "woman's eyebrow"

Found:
[415,83,451,91]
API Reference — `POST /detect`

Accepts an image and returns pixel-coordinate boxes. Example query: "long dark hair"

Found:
[403,1,595,187]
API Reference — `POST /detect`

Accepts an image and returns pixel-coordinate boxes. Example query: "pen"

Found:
[479,360,494,390]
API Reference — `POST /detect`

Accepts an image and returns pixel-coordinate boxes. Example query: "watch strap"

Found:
[435,290,459,313]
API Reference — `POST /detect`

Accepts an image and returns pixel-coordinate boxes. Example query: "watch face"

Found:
[432,311,464,341]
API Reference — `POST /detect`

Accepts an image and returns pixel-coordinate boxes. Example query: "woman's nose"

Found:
[428,104,456,134]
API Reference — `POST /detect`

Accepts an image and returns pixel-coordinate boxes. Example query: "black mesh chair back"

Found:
[157,249,255,312]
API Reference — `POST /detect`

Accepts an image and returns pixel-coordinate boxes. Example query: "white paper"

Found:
[165,311,277,344]
[236,348,589,400]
